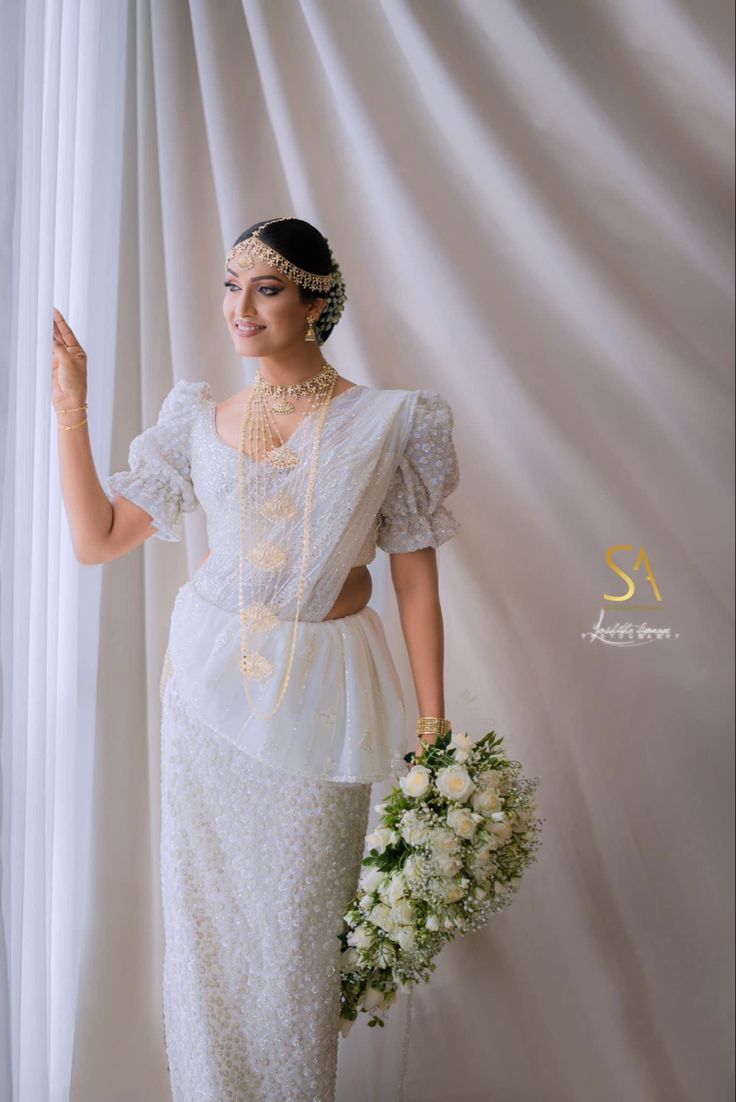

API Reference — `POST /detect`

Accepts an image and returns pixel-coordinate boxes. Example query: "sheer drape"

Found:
[1,1,732,1100]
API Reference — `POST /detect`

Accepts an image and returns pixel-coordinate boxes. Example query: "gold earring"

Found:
[304,313,318,342]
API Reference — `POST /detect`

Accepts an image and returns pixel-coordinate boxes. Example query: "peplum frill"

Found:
[166,581,408,783]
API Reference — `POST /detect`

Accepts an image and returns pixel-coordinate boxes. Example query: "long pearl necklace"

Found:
[237,361,337,720]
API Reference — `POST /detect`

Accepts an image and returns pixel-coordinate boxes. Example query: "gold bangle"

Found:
[58,417,89,430]
[56,403,88,414]
[416,716,452,737]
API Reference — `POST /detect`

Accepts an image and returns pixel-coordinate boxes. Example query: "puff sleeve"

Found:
[105,379,211,542]
[376,389,460,554]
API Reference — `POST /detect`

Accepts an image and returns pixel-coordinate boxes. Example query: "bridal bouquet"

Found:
[338,727,543,1033]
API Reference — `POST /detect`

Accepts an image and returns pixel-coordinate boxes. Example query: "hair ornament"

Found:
[314,242,348,345]
[226,217,334,293]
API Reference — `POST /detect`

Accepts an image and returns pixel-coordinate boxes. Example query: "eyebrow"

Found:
[225,267,285,283]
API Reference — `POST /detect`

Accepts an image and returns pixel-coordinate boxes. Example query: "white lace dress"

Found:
[106,379,460,1102]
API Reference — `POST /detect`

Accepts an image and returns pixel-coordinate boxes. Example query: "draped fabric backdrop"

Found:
[1,2,733,1100]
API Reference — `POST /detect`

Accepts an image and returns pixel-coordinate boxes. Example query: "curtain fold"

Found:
[1,2,732,1100]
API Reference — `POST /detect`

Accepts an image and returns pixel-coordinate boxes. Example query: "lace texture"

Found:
[105,379,211,541]
[161,674,372,1101]
[106,382,460,559]
[377,390,461,554]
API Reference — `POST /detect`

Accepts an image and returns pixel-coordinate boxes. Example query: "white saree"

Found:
[106,378,460,1101]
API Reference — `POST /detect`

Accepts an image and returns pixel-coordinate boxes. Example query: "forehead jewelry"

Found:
[226,217,335,293]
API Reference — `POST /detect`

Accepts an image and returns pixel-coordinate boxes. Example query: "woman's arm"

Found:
[390,547,447,756]
[53,308,159,564]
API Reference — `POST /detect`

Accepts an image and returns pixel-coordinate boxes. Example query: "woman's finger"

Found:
[53,308,81,349]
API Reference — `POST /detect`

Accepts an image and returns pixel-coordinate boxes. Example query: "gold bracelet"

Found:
[58,416,89,430]
[416,716,452,737]
[56,403,88,414]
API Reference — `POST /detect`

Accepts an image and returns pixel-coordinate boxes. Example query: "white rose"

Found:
[399,765,432,799]
[340,947,360,971]
[489,820,512,843]
[391,898,416,925]
[370,903,396,934]
[479,768,502,790]
[386,874,407,905]
[471,788,503,816]
[442,879,466,903]
[396,926,417,950]
[471,841,494,866]
[425,913,441,931]
[403,854,431,889]
[450,730,474,752]
[402,855,418,882]
[359,893,374,910]
[435,765,475,803]
[433,853,462,878]
[428,827,459,855]
[453,749,470,763]
[447,807,479,840]
[348,925,375,950]
[399,810,431,847]
[365,827,393,854]
[359,866,385,893]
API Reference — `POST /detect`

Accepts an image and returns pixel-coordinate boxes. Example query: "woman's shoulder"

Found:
[365,382,451,401]
[159,378,213,422]
[363,384,454,423]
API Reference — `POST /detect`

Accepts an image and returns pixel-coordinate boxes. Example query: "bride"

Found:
[52,216,461,1101]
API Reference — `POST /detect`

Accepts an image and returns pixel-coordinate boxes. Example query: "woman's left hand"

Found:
[413,734,437,758]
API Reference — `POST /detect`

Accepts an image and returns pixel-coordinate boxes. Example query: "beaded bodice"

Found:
[106,379,461,623]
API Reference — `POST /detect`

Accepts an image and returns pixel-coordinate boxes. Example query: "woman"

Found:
[52,217,460,1102]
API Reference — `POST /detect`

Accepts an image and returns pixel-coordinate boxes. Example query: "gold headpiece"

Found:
[225,217,335,293]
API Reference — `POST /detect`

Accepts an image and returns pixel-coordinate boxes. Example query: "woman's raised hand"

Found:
[52,307,88,411]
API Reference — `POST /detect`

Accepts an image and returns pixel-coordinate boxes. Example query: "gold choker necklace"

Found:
[256,362,337,414]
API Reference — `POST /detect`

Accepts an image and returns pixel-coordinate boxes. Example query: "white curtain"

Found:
[1,2,732,1100]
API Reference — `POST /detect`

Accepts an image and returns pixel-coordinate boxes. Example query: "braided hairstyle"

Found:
[231,218,347,345]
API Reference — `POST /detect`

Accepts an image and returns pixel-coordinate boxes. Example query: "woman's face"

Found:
[223,258,325,356]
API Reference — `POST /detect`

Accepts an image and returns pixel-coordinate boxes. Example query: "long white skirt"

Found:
[160,673,372,1102]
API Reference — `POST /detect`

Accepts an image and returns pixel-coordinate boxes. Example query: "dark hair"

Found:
[231,217,344,344]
